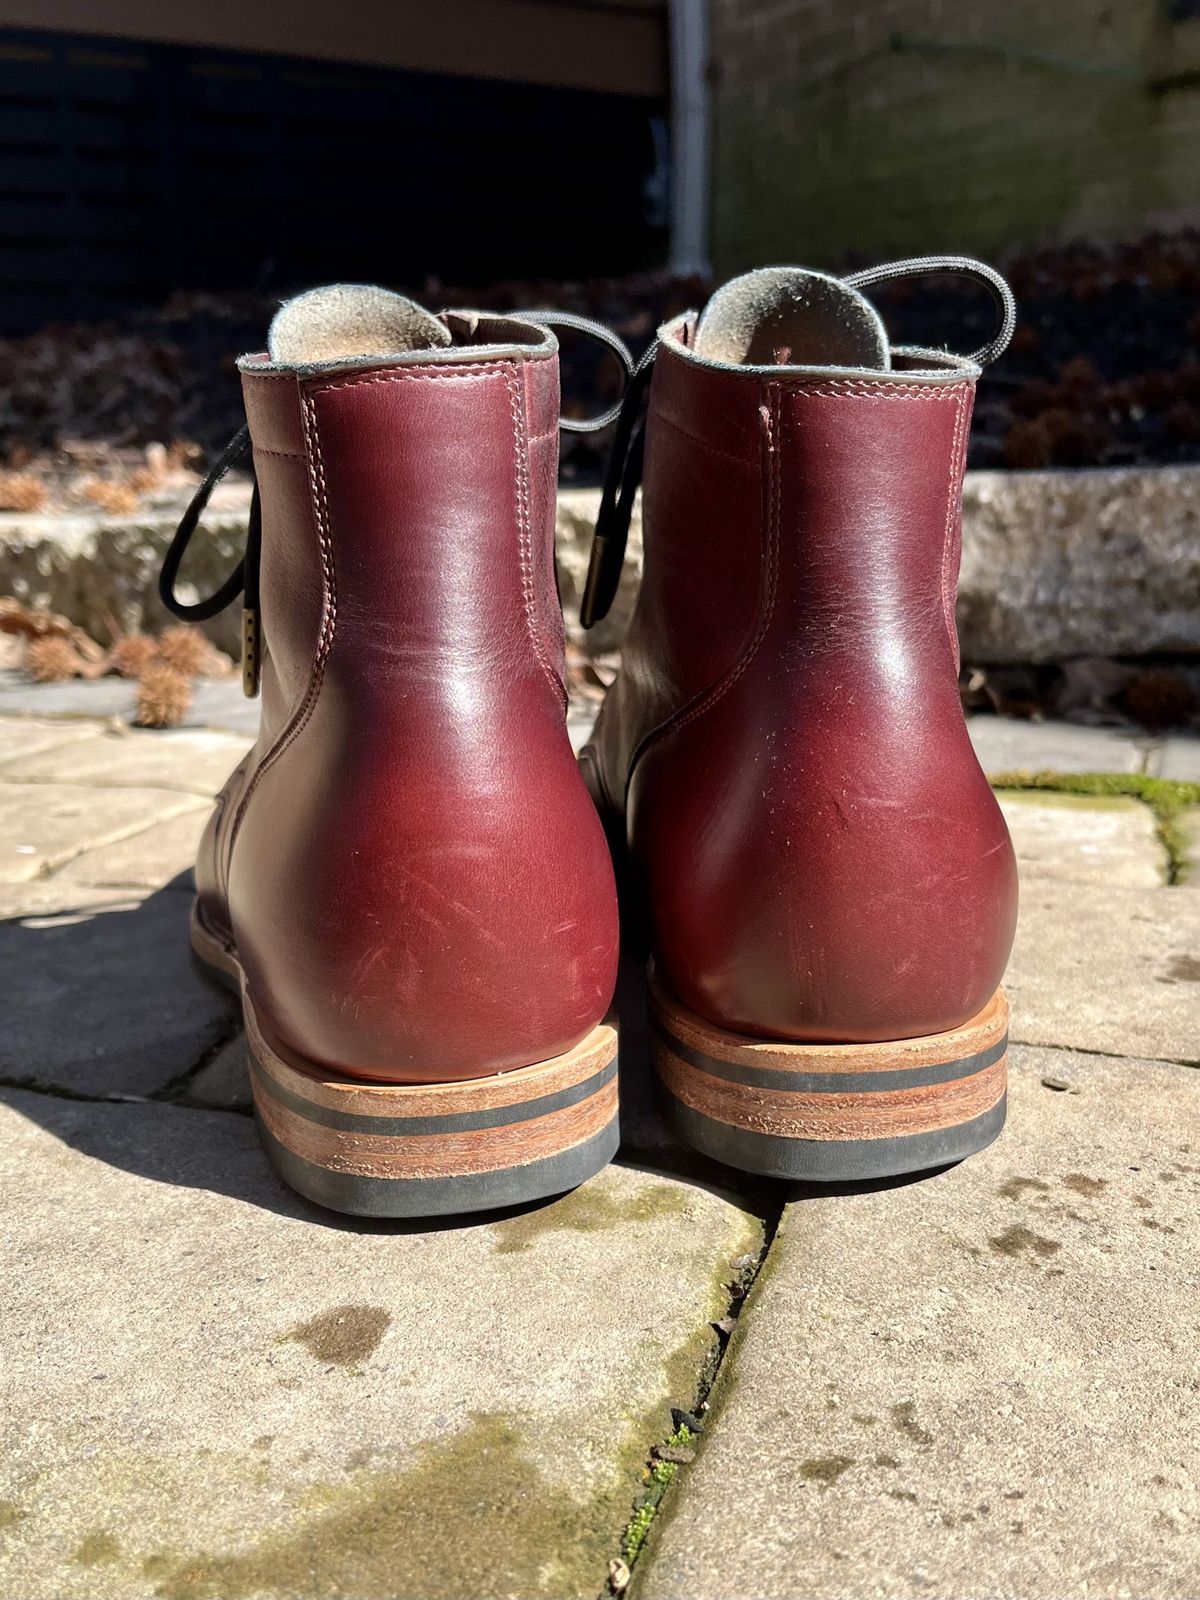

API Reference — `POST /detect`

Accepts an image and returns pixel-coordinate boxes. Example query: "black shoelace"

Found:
[159,424,263,694]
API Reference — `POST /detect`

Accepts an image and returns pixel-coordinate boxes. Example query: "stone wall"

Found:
[709,0,1200,271]
[3,468,1199,666]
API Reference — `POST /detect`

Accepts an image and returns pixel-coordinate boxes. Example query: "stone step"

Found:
[4,466,1200,664]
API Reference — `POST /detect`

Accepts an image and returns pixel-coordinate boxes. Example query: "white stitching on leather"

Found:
[941,387,971,658]
[231,361,564,845]
[622,380,971,794]
[230,390,338,845]
[505,365,566,709]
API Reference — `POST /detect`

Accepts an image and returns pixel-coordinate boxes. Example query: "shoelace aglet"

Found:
[242,607,261,698]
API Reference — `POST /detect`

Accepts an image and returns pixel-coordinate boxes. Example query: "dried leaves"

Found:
[26,636,86,683]
[960,658,1200,731]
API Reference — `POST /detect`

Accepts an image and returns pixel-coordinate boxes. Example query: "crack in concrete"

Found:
[0,1070,250,1115]
[4,810,207,885]
[149,1013,243,1104]
[599,1182,787,1597]
[1014,1034,1200,1071]
[989,768,1199,885]
[0,1011,244,1112]
[0,773,219,800]
[0,1074,154,1106]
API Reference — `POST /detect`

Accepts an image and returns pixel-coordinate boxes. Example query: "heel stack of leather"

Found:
[649,966,1007,1182]
[243,991,620,1218]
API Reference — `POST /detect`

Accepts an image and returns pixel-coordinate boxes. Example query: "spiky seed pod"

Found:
[0,472,49,513]
[155,624,211,677]
[107,632,159,679]
[134,663,191,728]
[26,636,83,682]
[80,480,138,516]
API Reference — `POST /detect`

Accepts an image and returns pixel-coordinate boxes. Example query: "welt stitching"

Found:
[230,390,338,844]
[505,366,565,708]
[941,389,970,649]
[625,390,781,789]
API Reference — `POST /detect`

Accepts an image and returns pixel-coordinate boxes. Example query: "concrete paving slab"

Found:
[1179,810,1200,892]
[0,676,596,746]
[1005,879,1200,1061]
[1148,737,1200,782]
[52,807,208,893]
[2,725,250,796]
[568,703,599,755]
[967,716,1146,776]
[186,679,263,736]
[997,790,1164,886]
[0,1091,760,1600]
[0,888,237,1095]
[0,717,106,764]
[183,1032,251,1110]
[638,1044,1200,1600]
[0,780,206,882]
[0,879,148,922]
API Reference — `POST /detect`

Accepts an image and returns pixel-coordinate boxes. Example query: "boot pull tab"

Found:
[842,255,1017,369]
[158,424,262,698]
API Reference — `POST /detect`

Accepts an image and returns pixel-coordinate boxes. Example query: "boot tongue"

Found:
[267,284,452,364]
[693,268,890,370]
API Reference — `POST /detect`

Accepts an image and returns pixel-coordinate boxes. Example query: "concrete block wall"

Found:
[709,0,1200,270]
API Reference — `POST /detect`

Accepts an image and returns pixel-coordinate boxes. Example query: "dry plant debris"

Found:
[134,663,192,727]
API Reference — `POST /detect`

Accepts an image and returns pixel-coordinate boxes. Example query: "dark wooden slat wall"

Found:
[0,26,668,332]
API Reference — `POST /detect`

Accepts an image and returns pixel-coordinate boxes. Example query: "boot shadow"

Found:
[3,883,759,1232]
[1,883,606,1233]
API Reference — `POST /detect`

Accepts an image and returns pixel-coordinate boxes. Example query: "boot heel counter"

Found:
[229,730,618,1083]
[632,693,1017,1044]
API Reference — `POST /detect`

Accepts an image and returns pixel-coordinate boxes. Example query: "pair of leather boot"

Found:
[165,260,1018,1218]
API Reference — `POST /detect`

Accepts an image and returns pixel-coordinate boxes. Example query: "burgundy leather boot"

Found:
[163,287,619,1217]
[581,257,1018,1182]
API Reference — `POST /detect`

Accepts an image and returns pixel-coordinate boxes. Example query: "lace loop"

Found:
[842,255,1017,368]
[517,310,635,432]
[158,424,261,696]
[159,425,255,621]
